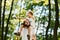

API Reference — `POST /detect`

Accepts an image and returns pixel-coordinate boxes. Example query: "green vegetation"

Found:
[0,0,60,40]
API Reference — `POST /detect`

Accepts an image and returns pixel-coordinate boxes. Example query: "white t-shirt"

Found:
[21,27,33,40]
[21,28,28,40]
[20,17,36,40]
[26,18,36,34]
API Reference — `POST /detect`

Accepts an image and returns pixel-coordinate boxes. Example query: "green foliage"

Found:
[0,0,60,40]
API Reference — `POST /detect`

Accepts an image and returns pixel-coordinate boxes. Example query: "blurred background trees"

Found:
[0,0,60,40]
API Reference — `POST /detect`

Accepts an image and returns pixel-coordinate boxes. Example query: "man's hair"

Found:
[22,19,30,28]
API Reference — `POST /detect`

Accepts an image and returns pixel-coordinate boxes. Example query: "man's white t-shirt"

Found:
[21,27,33,40]
[21,28,28,40]
[20,17,36,40]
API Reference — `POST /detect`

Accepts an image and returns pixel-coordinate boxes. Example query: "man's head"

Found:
[23,19,30,27]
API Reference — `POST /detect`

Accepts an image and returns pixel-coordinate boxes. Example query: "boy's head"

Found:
[27,10,33,18]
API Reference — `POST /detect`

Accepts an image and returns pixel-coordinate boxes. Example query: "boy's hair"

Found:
[29,11,33,15]
[27,10,33,15]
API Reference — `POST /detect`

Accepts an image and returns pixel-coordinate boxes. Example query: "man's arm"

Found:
[18,25,23,34]
[32,27,36,40]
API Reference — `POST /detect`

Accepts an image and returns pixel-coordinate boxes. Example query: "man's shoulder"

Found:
[29,26,34,29]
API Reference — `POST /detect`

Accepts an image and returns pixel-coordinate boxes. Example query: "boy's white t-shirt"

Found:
[26,18,36,34]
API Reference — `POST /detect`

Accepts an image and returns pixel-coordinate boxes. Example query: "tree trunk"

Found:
[1,0,6,40]
[4,0,14,40]
[46,0,51,40]
[53,0,59,40]
[0,0,2,40]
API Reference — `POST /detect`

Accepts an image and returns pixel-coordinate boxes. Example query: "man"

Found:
[19,19,34,40]
[18,10,36,40]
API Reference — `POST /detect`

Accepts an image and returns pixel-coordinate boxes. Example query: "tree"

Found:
[4,0,14,40]
[0,0,2,40]
[46,0,51,40]
[1,0,6,40]
[53,0,59,40]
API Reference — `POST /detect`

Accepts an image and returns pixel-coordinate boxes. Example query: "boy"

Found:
[26,10,36,40]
